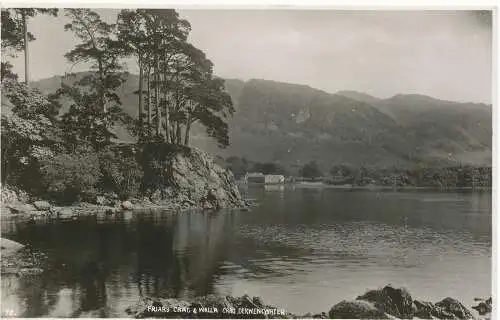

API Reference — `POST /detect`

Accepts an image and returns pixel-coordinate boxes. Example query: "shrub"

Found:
[98,145,143,200]
[39,148,101,203]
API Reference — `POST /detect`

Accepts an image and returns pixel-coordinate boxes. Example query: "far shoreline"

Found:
[240,182,492,192]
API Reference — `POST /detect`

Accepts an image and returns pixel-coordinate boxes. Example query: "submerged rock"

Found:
[328,300,390,319]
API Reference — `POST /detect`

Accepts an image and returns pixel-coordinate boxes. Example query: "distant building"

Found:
[264,174,285,184]
[244,173,285,184]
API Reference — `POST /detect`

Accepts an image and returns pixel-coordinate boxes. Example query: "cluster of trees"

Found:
[326,164,492,188]
[2,8,234,150]
[1,8,234,202]
[221,155,492,189]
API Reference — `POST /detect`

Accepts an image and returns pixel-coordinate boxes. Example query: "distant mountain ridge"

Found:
[29,73,492,171]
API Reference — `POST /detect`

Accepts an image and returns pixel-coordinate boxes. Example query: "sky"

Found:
[4,9,494,103]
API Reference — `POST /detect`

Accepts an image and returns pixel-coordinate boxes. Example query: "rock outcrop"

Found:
[140,143,243,209]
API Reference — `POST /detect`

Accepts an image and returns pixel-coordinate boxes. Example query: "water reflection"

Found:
[0,189,492,317]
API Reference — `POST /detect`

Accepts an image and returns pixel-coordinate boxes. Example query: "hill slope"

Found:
[29,74,492,170]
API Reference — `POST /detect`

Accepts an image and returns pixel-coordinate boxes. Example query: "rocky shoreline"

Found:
[1,195,255,223]
[1,197,255,222]
[124,285,492,319]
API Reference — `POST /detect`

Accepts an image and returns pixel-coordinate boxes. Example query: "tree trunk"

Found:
[184,120,192,146]
[162,73,170,143]
[164,93,170,143]
[138,58,144,133]
[22,11,29,86]
[155,60,161,137]
[176,122,182,144]
[147,67,152,128]
[98,59,106,113]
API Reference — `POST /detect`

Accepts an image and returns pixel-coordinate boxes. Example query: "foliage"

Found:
[116,9,234,147]
[38,147,101,203]
[224,156,250,179]
[330,164,354,178]
[299,161,322,179]
[57,9,130,149]
[1,9,58,81]
[1,81,62,189]
[97,146,143,200]
[1,9,58,51]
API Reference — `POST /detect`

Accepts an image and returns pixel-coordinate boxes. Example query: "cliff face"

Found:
[139,143,243,209]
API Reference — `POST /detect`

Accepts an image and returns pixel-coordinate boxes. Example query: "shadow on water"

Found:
[0,188,492,317]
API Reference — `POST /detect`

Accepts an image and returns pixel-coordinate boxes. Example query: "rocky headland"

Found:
[1,144,253,222]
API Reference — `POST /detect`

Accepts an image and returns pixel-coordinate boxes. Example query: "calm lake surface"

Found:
[1,187,492,317]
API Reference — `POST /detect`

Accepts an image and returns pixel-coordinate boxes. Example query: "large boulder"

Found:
[434,297,474,320]
[0,238,25,256]
[413,298,474,320]
[356,284,414,318]
[328,300,390,319]
[33,200,51,211]
[472,297,492,316]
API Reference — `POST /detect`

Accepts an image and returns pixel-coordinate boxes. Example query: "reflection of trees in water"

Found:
[4,211,236,316]
[134,211,232,299]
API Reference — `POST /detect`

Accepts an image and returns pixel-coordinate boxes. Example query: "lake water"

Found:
[0,187,492,318]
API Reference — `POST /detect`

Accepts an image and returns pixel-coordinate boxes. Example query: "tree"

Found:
[330,164,353,177]
[116,9,150,137]
[117,9,234,147]
[184,76,234,147]
[59,9,130,149]
[0,9,58,83]
[300,161,322,179]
